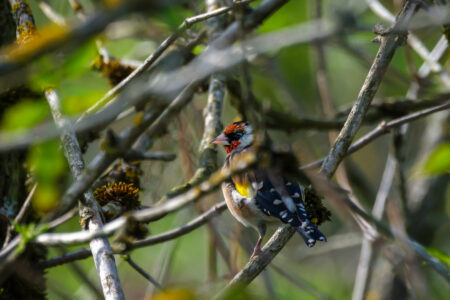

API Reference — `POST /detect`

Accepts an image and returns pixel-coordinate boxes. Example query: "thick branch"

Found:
[320,0,419,177]
[46,89,124,300]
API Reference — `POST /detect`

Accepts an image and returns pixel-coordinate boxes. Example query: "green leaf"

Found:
[257,1,308,33]
[33,184,60,214]
[13,221,50,254]
[426,247,450,267]
[424,142,450,175]
[192,44,205,55]
[27,140,67,182]
[0,99,49,131]
[13,221,36,254]
[151,5,191,31]
[60,42,98,78]
[29,43,97,90]
[61,90,105,115]
[29,56,62,89]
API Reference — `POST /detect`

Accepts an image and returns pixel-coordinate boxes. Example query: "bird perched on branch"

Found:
[212,121,327,257]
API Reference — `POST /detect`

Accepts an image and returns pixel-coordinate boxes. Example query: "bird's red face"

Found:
[211,121,253,154]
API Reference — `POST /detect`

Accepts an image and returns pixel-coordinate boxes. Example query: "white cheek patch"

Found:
[237,126,254,150]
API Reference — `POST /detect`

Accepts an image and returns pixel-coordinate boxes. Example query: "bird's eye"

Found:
[228,131,244,140]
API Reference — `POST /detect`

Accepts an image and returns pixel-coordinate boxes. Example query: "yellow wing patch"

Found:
[235,182,251,198]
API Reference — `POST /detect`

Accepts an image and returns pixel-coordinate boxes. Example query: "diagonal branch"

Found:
[320,0,419,177]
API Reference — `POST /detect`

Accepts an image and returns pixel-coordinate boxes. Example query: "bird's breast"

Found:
[222,182,273,229]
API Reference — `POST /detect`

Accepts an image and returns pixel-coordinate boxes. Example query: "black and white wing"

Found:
[251,172,326,247]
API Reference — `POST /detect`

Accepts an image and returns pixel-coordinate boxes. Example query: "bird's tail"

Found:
[295,221,327,247]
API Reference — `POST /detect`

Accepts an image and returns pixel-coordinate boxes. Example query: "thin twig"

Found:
[0,1,169,77]
[86,0,254,114]
[2,183,37,247]
[302,101,450,170]
[37,0,67,26]
[123,255,163,289]
[270,264,334,300]
[407,35,448,98]
[351,154,396,300]
[60,248,104,299]
[124,151,176,162]
[306,171,450,282]
[132,202,227,249]
[365,0,450,87]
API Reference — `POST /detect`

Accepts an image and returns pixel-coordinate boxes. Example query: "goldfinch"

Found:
[212,121,327,257]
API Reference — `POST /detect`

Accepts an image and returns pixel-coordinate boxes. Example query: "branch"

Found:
[365,0,450,87]
[307,172,450,282]
[53,83,196,220]
[123,151,176,162]
[45,89,124,299]
[0,0,171,77]
[1,183,37,247]
[9,0,37,44]
[37,202,227,268]
[123,255,163,289]
[0,8,342,151]
[30,152,256,247]
[214,226,296,299]
[351,154,396,300]
[320,0,420,177]
[86,0,254,114]
[131,202,227,249]
[67,0,85,20]
[303,100,450,170]
[407,35,448,98]
[336,93,450,123]
[36,0,67,27]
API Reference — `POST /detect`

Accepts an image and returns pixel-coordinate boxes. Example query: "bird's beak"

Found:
[211,133,229,145]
